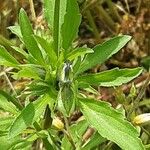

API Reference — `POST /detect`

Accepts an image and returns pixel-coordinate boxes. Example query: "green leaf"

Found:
[0,94,19,114]
[43,0,55,29]
[34,35,57,68]
[53,0,67,55]
[77,67,143,87]
[0,46,19,67]
[0,90,23,110]
[8,26,23,42]
[79,98,144,150]
[11,46,28,58]
[9,94,50,138]
[0,135,22,150]
[61,0,81,51]
[77,35,132,74]
[15,67,42,80]
[19,8,44,64]
[0,117,14,131]
[67,47,93,61]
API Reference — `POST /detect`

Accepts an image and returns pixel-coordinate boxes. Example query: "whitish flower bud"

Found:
[133,113,150,125]
[52,117,64,130]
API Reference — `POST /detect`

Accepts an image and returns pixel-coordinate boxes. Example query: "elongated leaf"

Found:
[67,47,93,61]
[8,26,23,42]
[34,35,57,68]
[19,9,44,64]
[77,35,131,74]
[16,67,42,80]
[0,46,19,67]
[61,0,81,50]
[79,98,144,150]
[0,135,22,150]
[43,0,55,29]
[11,46,28,58]
[9,94,50,138]
[77,67,143,87]
[0,95,19,114]
[0,90,23,110]
[0,117,14,131]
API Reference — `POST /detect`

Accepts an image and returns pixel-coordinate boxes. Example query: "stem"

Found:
[127,76,150,120]
[105,0,122,22]
[53,0,60,57]
[95,4,116,33]
[85,10,101,43]
[63,116,76,149]
[103,141,113,150]
[29,0,36,21]
[141,127,150,137]
[3,72,17,96]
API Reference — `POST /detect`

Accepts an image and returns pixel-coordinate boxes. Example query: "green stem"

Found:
[85,10,101,42]
[63,116,76,149]
[127,76,150,120]
[95,4,116,32]
[105,0,122,22]
[53,0,60,57]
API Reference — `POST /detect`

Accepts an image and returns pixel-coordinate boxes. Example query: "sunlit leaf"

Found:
[61,0,81,51]
[79,98,144,150]
[9,94,50,138]
[77,67,143,87]
[0,46,19,67]
[77,35,131,74]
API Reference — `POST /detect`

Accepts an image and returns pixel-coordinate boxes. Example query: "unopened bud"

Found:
[133,113,150,125]
[52,117,64,130]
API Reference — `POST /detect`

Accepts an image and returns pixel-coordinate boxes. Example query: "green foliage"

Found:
[0,0,145,149]
[79,98,144,150]
[77,67,143,87]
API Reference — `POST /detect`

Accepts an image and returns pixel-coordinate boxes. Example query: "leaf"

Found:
[0,117,14,131]
[11,46,28,58]
[53,0,67,55]
[0,46,19,67]
[9,94,50,138]
[43,0,55,29]
[0,90,23,110]
[61,0,81,51]
[79,98,145,150]
[0,135,22,150]
[8,26,23,42]
[67,47,93,61]
[77,67,143,87]
[77,35,132,74]
[34,35,57,68]
[16,67,42,80]
[19,8,44,64]
[0,94,19,114]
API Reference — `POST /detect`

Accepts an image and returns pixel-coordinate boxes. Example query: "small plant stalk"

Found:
[63,116,76,149]
[95,4,116,32]
[105,0,122,23]
[85,10,102,43]
[127,76,150,120]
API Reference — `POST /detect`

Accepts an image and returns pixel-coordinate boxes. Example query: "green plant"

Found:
[0,0,146,149]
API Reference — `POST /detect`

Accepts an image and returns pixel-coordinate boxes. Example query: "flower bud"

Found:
[133,113,150,125]
[52,117,64,130]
